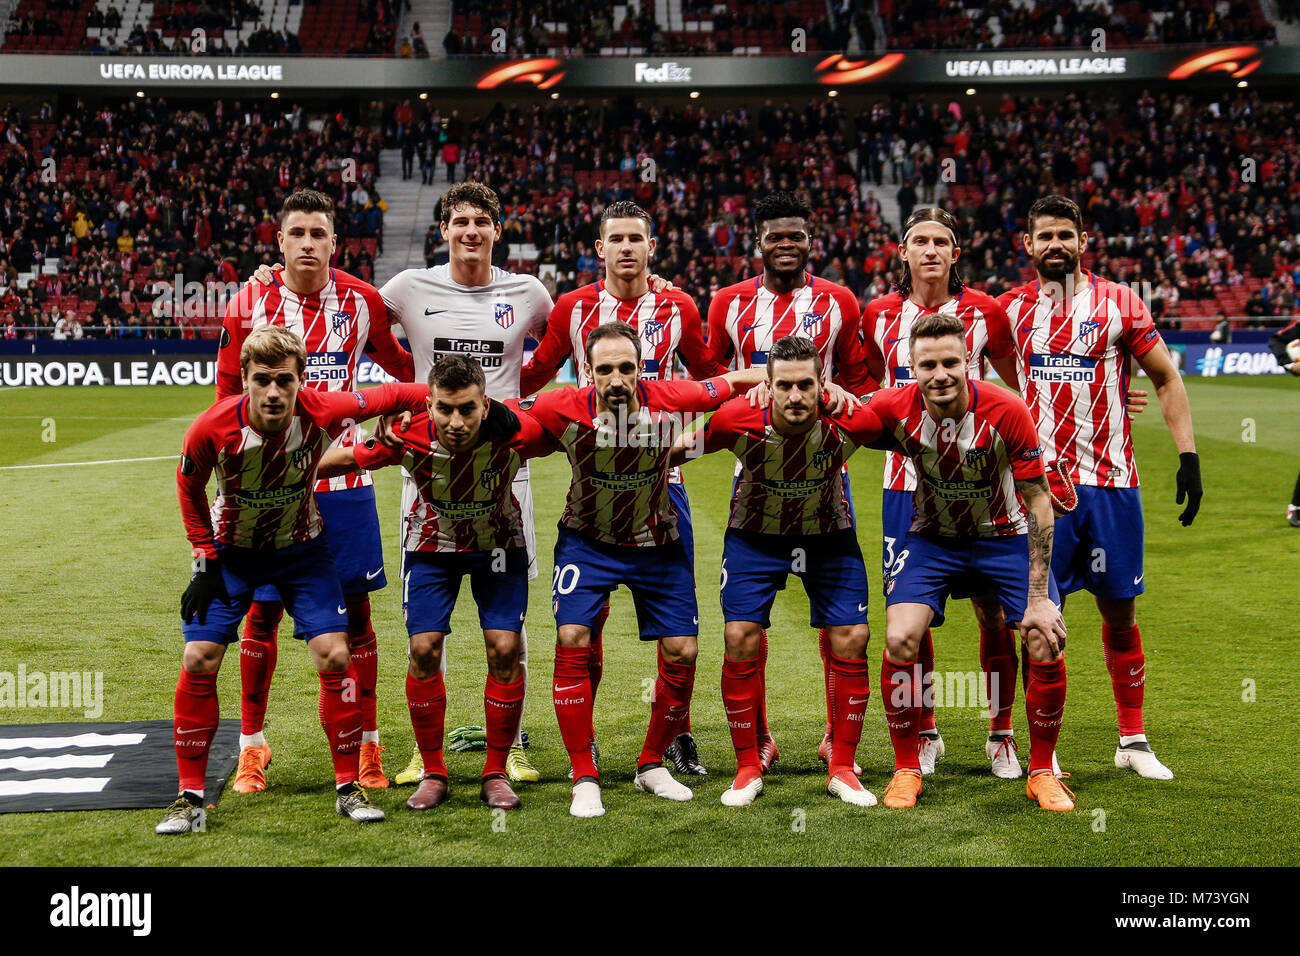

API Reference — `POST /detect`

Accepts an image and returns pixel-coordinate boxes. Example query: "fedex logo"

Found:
[304,352,350,382]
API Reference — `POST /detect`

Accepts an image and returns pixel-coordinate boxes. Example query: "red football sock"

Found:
[828,654,870,774]
[174,669,219,793]
[721,656,761,785]
[483,673,525,778]
[1025,658,1067,774]
[239,599,281,735]
[1021,641,1031,693]
[756,628,771,738]
[588,603,609,700]
[1102,623,1145,736]
[553,645,597,779]
[917,628,937,733]
[639,655,695,767]
[980,625,1019,734]
[345,596,379,733]
[318,667,363,786]
[881,655,921,771]
[818,628,833,737]
[405,671,447,778]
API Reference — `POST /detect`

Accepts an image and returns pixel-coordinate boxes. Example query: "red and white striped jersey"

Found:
[702,398,879,536]
[215,268,415,494]
[353,410,557,553]
[178,384,430,560]
[859,382,1045,538]
[525,376,735,547]
[998,271,1161,488]
[520,280,727,395]
[862,289,1016,492]
[707,273,873,396]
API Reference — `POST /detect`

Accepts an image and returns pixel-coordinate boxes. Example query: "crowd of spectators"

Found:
[878,0,1277,51]
[392,88,1298,329]
[3,85,1299,340]
[0,96,386,340]
[3,0,401,57]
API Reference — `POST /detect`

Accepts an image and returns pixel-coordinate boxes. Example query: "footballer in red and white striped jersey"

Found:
[701,398,867,536]
[863,288,1016,492]
[525,374,737,548]
[179,383,430,561]
[216,268,415,494]
[708,274,872,396]
[520,279,727,396]
[999,270,1160,489]
[860,381,1044,538]
[350,409,557,554]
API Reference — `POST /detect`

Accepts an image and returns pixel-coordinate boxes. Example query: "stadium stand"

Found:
[0,97,385,340]
[2,87,1298,340]
[877,0,1277,51]
[0,0,401,56]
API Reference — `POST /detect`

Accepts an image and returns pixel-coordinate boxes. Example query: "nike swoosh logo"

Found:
[857,603,869,612]
[424,308,447,315]
[692,616,699,625]
[1129,666,1145,676]
[1133,575,1144,585]
[724,707,752,715]
[555,683,584,692]
[176,726,216,735]
[365,568,382,580]
[1018,324,1035,334]
[1034,708,1063,718]
[337,605,347,614]
[741,323,759,334]
[339,726,362,738]
[886,336,906,344]
[848,697,869,705]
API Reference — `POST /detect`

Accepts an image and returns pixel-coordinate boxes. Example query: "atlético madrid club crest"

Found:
[802,311,824,335]
[494,303,515,329]
[331,311,352,334]
[642,318,665,346]
[1076,318,1102,347]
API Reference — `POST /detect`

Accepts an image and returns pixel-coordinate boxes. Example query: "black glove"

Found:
[181,560,228,625]
[1175,452,1202,527]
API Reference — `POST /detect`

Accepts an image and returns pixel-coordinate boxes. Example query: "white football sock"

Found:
[239,732,266,749]
[362,730,379,745]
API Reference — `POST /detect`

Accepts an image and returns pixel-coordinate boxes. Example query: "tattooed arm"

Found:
[1016,474,1067,658]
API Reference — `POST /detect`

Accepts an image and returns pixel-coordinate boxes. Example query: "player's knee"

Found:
[828,623,870,658]
[556,625,591,648]
[182,643,222,673]
[723,621,761,659]
[484,632,521,671]
[660,636,697,665]
[1097,597,1137,628]
[884,629,920,663]
[409,633,443,676]
[317,642,351,672]
[970,595,1006,629]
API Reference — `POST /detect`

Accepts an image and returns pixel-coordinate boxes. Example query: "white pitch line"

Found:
[0,455,177,471]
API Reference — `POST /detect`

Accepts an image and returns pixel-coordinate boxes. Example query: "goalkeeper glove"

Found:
[447,726,487,752]
[1175,452,1202,527]
[181,559,229,625]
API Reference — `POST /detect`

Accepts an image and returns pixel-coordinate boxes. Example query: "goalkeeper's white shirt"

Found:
[380,264,553,579]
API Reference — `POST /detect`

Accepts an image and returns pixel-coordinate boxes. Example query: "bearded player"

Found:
[518,200,730,778]
[219,189,416,794]
[525,322,764,817]
[998,195,1202,780]
[707,190,875,774]
[318,355,561,812]
[853,314,1072,811]
[674,336,881,809]
[160,326,429,833]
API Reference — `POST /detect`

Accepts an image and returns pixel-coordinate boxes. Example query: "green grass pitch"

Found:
[0,377,1297,866]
